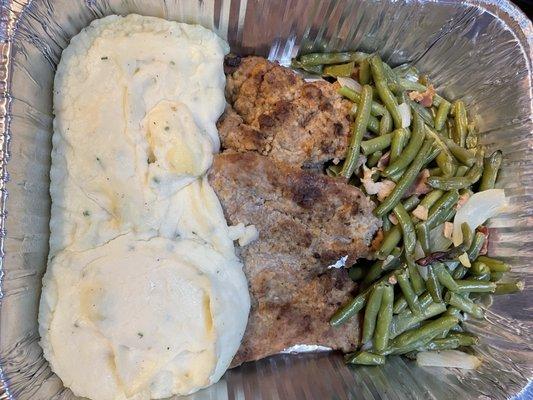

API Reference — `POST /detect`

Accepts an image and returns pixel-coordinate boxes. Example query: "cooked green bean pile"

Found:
[291,52,524,366]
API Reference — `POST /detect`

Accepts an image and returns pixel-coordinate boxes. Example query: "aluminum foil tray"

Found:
[0,1,531,399]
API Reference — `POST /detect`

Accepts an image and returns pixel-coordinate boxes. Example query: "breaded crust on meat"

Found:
[219,56,352,167]
[208,152,381,364]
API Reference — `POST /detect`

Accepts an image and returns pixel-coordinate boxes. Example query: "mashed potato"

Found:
[39,14,250,400]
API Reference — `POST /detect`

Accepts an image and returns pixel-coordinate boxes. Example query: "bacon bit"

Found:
[388,214,399,225]
[406,169,430,197]
[388,275,398,285]
[377,151,391,171]
[408,84,436,107]
[413,205,429,221]
[443,222,454,239]
[456,192,471,210]
[377,180,396,202]
[371,229,385,252]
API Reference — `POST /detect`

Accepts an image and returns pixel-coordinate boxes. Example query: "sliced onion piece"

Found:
[398,103,411,128]
[337,76,362,92]
[453,189,508,246]
[416,350,481,369]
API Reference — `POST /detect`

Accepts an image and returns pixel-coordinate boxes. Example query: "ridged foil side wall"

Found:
[0,1,531,399]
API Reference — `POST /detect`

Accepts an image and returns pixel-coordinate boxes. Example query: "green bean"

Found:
[349,104,380,133]
[427,175,471,190]
[434,99,451,131]
[393,296,408,314]
[331,272,397,326]
[379,110,393,135]
[444,137,476,166]
[452,100,468,147]
[297,51,368,66]
[471,260,490,276]
[362,283,385,343]
[390,128,409,164]
[468,232,486,261]
[479,150,503,191]
[360,133,392,155]
[419,189,444,210]
[326,164,341,177]
[406,253,425,295]
[367,151,383,168]
[376,226,401,259]
[390,301,447,339]
[383,111,424,178]
[329,273,394,326]
[393,203,417,254]
[490,271,504,282]
[445,292,484,318]
[416,222,430,254]
[465,149,485,184]
[374,138,433,217]
[466,122,478,149]
[364,249,402,285]
[470,272,491,282]
[346,351,385,365]
[374,284,394,352]
[422,337,461,351]
[330,291,368,326]
[403,195,421,212]
[424,145,442,168]
[445,306,464,322]
[396,269,423,314]
[455,165,469,177]
[423,332,478,351]
[433,262,460,291]
[323,61,355,77]
[341,85,373,178]
[359,58,371,84]
[369,55,403,128]
[494,281,524,295]
[448,332,479,346]
[429,167,442,176]
[409,99,435,128]
[338,86,388,117]
[455,280,496,293]
[392,315,459,349]
[381,213,392,232]
[477,256,510,272]
[461,222,473,248]
[393,64,420,80]
[348,266,365,281]
[382,61,399,85]
[291,61,324,74]
[425,125,457,173]
[452,265,467,279]
[442,208,456,224]
[426,265,443,302]
[436,151,457,177]
[425,190,459,229]
[428,149,483,189]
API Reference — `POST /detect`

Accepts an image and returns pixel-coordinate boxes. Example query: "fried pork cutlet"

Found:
[209,152,381,365]
[219,56,352,168]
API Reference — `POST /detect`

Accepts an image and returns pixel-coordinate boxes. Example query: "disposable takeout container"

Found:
[0,0,531,399]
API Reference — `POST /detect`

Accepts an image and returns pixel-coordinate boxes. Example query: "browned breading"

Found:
[208,152,381,364]
[218,56,352,167]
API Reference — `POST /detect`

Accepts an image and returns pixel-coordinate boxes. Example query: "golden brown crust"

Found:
[208,153,381,364]
[219,56,352,167]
